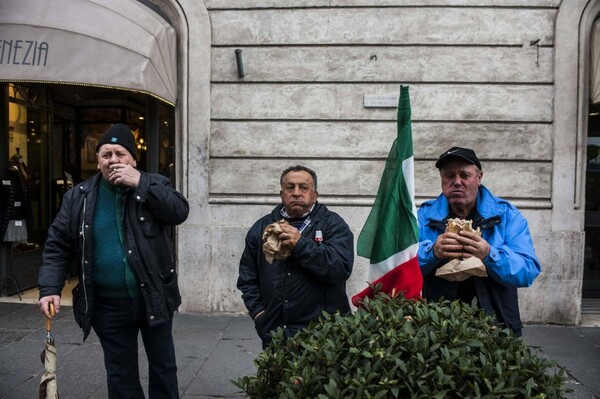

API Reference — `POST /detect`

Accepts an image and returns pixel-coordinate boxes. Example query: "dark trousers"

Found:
[92,296,178,399]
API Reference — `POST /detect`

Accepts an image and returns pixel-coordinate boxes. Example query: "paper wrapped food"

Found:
[262,219,292,264]
[435,218,487,281]
[445,217,481,235]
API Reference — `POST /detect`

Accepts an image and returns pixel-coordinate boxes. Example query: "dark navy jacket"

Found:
[237,202,353,345]
[38,172,189,340]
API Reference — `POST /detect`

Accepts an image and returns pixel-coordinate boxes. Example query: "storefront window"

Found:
[1,84,50,295]
[5,84,50,248]
[584,107,600,298]
[26,101,50,245]
[1,83,176,297]
[50,103,78,220]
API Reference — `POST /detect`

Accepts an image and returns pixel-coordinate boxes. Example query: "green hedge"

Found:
[234,293,568,398]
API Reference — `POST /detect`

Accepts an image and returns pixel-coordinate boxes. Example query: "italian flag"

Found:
[351,85,423,307]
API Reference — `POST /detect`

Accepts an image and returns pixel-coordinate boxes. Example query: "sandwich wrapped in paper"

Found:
[435,218,488,282]
[445,218,481,235]
[262,220,291,264]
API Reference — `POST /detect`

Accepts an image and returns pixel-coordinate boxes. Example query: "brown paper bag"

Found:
[262,220,291,264]
[435,217,487,281]
[435,257,487,281]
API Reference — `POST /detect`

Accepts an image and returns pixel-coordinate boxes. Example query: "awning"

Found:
[0,0,177,106]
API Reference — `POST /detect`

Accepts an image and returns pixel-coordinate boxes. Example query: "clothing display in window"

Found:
[2,151,31,242]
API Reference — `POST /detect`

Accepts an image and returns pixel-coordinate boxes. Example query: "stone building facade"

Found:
[141,0,595,324]
[5,0,600,324]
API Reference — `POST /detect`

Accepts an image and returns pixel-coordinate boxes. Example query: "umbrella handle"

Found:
[45,302,56,332]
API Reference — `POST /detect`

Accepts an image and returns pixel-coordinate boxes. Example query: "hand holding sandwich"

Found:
[433,218,489,261]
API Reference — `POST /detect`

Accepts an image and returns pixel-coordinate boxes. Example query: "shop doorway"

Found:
[584,104,600,300]
[0,83,176,298]
[585,14,600,313]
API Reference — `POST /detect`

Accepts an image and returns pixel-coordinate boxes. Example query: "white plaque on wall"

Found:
[363,94,399,108]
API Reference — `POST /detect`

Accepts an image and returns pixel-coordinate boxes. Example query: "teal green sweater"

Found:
[92,179,140,298]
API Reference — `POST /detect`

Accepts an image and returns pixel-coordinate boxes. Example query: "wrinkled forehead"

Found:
[98,143,130,156]
[282,170,314,185]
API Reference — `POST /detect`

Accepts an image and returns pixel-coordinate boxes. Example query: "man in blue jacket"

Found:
[238,165,354,347]
[417,147,540,336]
[38,124,189,398]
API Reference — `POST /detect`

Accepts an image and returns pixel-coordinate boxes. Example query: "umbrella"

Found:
[39,303,59,399]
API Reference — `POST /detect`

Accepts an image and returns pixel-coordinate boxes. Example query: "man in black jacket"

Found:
[237,165,354,348]
[38,124,189,399]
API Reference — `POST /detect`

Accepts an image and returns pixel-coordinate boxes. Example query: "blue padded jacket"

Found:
[417,185,541,334]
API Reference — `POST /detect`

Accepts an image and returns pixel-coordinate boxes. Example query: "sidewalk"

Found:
[0,303,261,399]
[0,301,599,399]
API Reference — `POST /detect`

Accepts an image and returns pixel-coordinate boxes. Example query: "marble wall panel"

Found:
[211,84,553,122]
[210,121,553,160]
[212,46,552,83]
[207,158,551,199]
[210,8,554,46]
[519,278,581,324]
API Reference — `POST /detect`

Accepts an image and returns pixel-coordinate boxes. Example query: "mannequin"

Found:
[2,149,30,243]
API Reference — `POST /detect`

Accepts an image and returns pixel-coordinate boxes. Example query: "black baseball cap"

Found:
[435,147,482,170]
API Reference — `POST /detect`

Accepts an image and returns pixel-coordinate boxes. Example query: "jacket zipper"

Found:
[80,196,89,313]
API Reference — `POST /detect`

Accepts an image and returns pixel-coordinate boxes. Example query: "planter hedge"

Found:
[234,292,568,398]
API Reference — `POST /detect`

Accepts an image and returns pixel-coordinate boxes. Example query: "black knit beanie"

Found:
[96,124,137,160]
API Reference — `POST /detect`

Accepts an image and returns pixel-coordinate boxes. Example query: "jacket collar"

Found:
[77,173,132,196]
[426,185,504,221]
[76,173,103,195]
[272,201,324,221]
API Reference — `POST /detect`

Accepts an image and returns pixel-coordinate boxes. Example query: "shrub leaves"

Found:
[233,292,568,398]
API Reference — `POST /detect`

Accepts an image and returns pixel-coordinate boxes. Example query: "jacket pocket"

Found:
[139,212,160,237]
[253,311,271,343]
[254,309,282,345]
[163,268,181,312]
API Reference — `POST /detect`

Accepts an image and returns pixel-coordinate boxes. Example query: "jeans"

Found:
[92,296,178,399]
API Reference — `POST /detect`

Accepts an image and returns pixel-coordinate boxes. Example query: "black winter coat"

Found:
[38,172,189,340]
[237,202,354,344]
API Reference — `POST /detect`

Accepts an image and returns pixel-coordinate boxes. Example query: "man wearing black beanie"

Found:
[95,123,139,161]
[38,123,189,398]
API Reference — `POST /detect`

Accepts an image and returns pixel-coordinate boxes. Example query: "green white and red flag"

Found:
[351,85,423,306]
